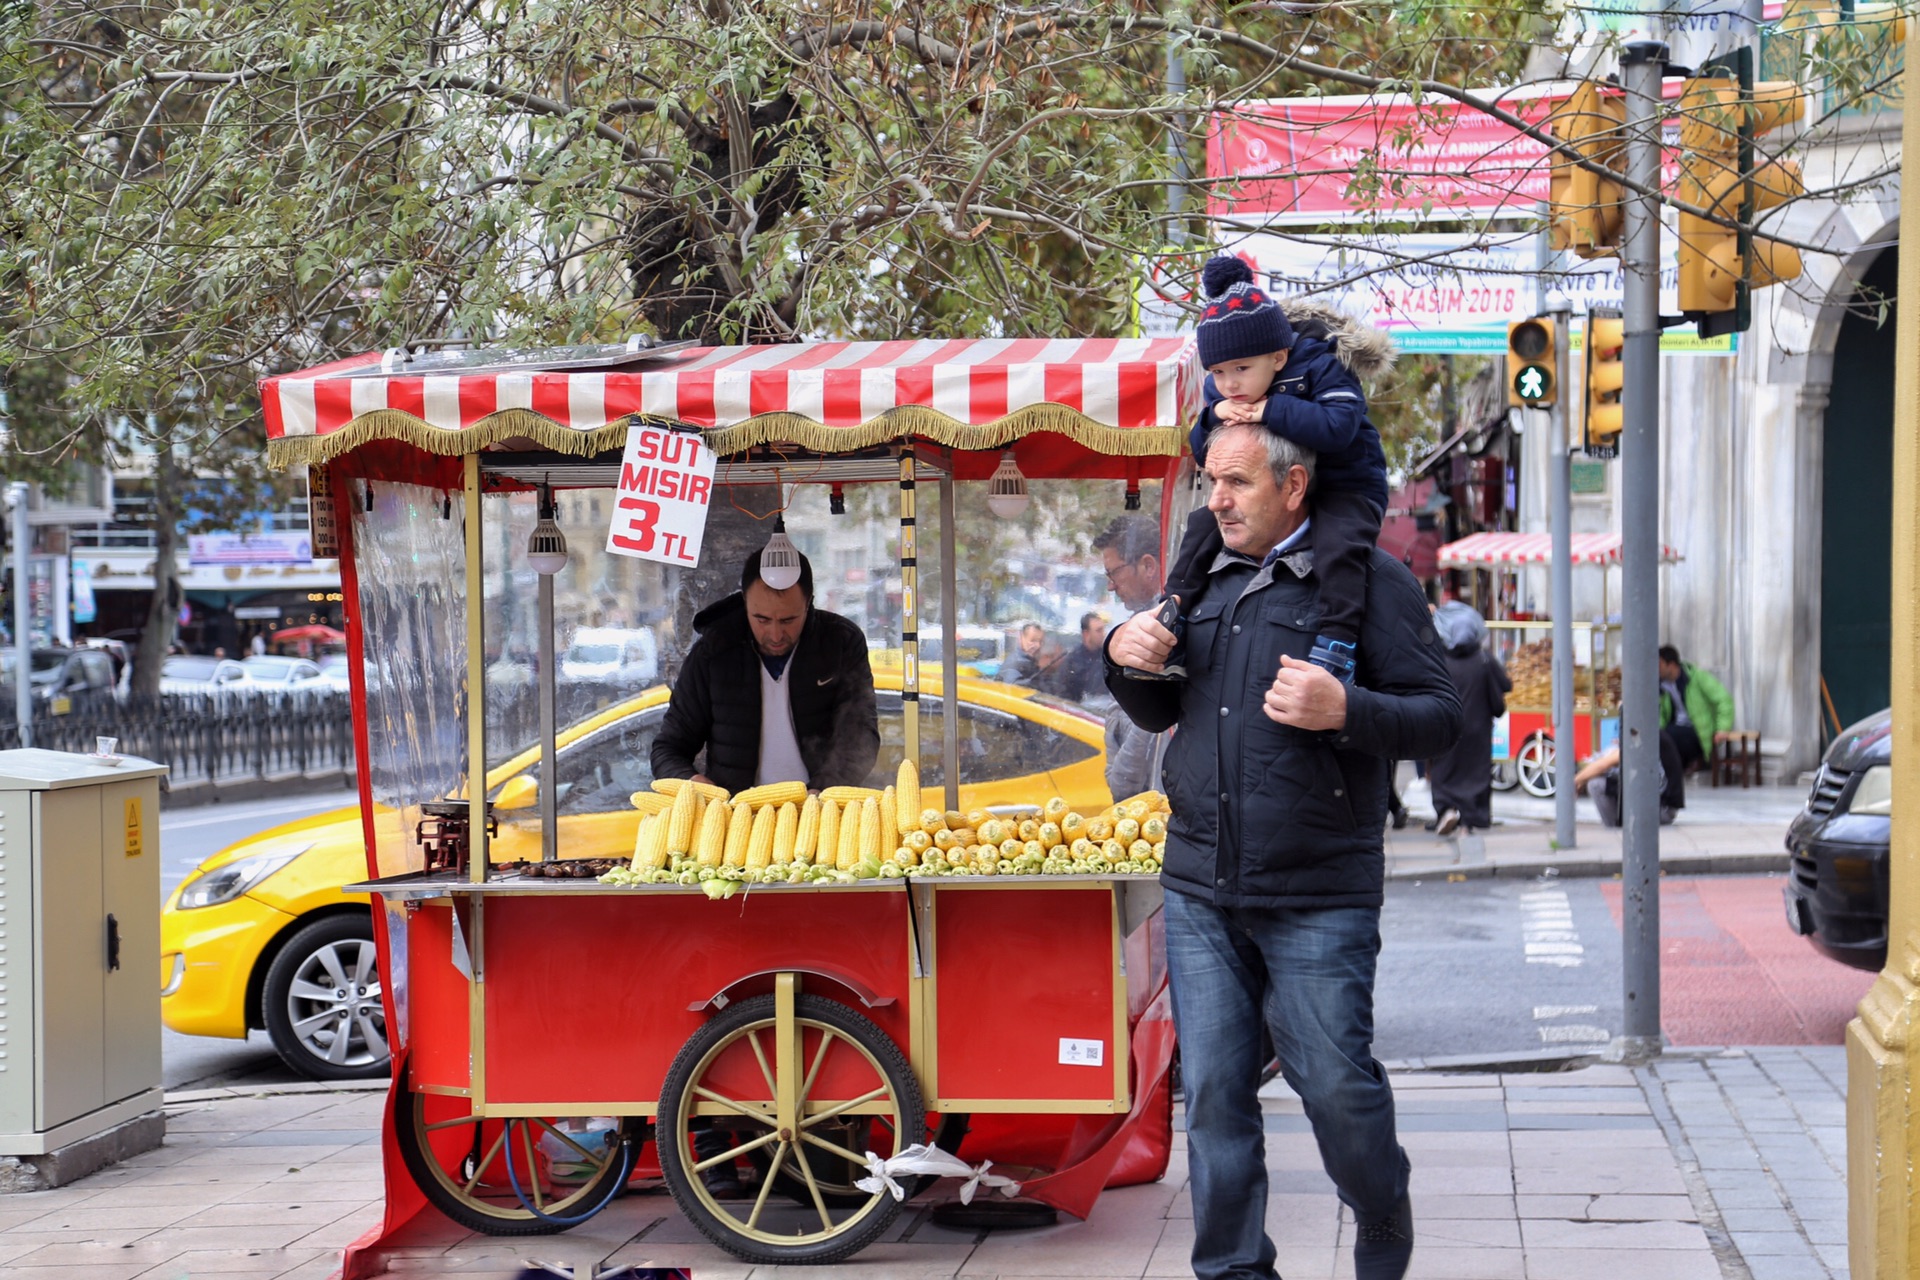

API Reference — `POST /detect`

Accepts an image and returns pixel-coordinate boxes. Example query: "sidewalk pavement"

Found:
[0,1047,1849,1279]
[1386,777,1806,882]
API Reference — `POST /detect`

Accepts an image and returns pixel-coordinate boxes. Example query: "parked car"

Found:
[312,654,353,693]
[160,666,1110,1079]
[158,655,251,698]
[239,654,324,693]
[0,645,123,716]
[1784,707,1891,972]
[559,625,659,688]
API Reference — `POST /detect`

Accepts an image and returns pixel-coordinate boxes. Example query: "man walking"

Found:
[1106,423,1459,1280]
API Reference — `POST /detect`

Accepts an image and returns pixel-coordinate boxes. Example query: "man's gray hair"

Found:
[1092,514,1162,565]
[1211,421,1317,490]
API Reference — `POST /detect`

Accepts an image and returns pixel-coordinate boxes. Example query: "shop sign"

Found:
[605,423,717,567]
[71,558,96,625]
[188,532,314,565]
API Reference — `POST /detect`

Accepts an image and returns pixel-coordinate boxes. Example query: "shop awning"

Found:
[1437,531,1682,568]
[260,338,1198,473]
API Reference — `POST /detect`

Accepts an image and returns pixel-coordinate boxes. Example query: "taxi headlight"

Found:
[175,844,311,910]
[1848,765,1893,817]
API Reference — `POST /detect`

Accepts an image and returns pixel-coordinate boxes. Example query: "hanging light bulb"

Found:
[759,517,803,591]
[526,482,569,575]
[985,450,1030,519]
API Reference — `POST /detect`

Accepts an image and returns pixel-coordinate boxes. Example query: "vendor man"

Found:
[651,548,879,792]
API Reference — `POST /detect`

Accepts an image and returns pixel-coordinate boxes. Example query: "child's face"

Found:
[1208,350,1290,402]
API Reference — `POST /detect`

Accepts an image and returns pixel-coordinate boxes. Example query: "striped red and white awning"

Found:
[1437,531,1682,568]
[261,337,1198,471]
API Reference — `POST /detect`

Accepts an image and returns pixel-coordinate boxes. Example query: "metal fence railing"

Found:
[0,692,357,793]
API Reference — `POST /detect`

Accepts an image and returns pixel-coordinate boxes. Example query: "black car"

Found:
[0,646,122,717]
[1784,708,1892,971]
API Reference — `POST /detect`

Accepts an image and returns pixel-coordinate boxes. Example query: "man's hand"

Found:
[1215,398,1266,425]
[691,773,715,787]
[1263,654,1348,730]
[1109,601,1179,673]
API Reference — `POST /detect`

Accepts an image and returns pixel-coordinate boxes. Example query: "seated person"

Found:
[1659,644,1736,775]
[1573,737,1684,828]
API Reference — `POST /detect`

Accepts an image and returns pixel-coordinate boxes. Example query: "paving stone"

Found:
[1520,1219,1713,1250]
[1511,1247,1723,1280]
[1728,1229,1823,1257]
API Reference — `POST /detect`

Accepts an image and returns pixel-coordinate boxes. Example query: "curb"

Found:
[1380,1048,1601,1074]
[165,1079,389,1105]
[1387,852,1790,881]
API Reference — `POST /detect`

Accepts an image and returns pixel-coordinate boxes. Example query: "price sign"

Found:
[605,423,718,567]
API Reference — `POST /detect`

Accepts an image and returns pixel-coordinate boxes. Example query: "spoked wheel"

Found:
[393,1065,642,1235]
[744,1110,968,1208]
[1491,759,1520,792]
[658,981,925,1265]
[1515,733,1558,798]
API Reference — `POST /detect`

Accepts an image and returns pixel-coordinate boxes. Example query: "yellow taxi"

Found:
[161,670,1113,1079]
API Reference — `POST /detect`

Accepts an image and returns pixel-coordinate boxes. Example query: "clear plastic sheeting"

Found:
[480,490,690,771]
[351,480,470,877]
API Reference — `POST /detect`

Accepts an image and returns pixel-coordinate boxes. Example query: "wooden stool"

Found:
[1710,731,1761,788]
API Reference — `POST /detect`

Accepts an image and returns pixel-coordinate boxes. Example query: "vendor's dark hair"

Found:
[1093,514,1161,566]
[1659,644,1682,666]
[743,547,815,601]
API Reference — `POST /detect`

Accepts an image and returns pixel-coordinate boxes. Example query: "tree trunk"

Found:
[130,452,179,701]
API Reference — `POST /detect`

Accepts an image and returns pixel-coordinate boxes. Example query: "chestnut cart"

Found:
[257,337,1195,1272]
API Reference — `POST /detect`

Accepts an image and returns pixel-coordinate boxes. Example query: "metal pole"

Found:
[1615,40,1668,1060]
[1165,9,1188,238]
[1548,305,1577,850]
[899,448,920,771]
[537,551,558,863]
[464,456,489,883]
[939,477,961,813]
[10,483,29,749]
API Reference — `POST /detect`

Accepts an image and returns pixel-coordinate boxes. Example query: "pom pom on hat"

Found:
[1201,255,1256,300]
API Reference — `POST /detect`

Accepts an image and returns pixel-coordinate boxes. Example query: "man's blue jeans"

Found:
[1164,888,1409,1280]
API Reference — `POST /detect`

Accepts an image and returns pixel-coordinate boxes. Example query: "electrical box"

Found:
[0,749,168,1155]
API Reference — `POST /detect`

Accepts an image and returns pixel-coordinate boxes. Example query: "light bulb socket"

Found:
[527,481,568,574]
[986,450,1030,520]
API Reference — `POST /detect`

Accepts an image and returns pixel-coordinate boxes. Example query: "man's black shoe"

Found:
[702,1165,744,1199]
[1354,1196,1414,1280]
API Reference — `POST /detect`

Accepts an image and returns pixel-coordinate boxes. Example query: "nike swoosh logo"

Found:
[816,677,836,686]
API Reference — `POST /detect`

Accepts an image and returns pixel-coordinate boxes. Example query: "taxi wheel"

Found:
[659,989,923,1265]
[393,1065,641,1236]
[262,914,390,1081]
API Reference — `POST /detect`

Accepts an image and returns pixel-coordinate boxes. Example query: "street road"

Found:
[159,788,357,1090]
[1375,873,1876,1062]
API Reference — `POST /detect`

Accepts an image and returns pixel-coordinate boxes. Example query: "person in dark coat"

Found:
[1425,602,1510,836]
[650,548,879,793]
[1105,422,1460,1280]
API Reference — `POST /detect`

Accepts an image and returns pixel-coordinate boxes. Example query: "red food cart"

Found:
[257,337,1194,1272]
[1437,531,1680,796]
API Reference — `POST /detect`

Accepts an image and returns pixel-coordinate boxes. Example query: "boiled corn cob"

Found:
[836,799,864,870]
[819,785,882,805]
[795,795,822,864]
[629,791,675,816]
[858,796,882,866]
[652,777,730,803]
[666,784,700,854]
[631,813,671,871]
[723,801,754,868]
[896,760,921,828]
[693,798,729,869]
[773,801,799,865]
[817,799,842,868]
[879,786,898,860]
[732,781,807,808]
[746,804,777,870]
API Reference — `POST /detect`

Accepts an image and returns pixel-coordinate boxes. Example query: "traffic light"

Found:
[1676,71,1807,335]
[1507,318,1557,409]
[1546,82,1626,259]
[1582,308,1625,458]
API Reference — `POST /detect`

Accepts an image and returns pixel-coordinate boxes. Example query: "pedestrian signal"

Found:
[1507,319,1557,409]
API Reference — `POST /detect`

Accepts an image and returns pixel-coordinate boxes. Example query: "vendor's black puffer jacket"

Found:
[650,594,879,793]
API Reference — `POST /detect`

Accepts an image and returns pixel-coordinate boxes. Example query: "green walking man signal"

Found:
[1506,318,1558,408]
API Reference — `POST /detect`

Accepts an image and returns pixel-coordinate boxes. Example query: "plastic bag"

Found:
[853,1143,1023,1204]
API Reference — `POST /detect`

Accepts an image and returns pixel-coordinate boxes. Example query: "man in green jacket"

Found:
[1658,644,1736,772]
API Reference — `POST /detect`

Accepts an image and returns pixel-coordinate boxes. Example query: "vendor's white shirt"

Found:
[756,659,811,787]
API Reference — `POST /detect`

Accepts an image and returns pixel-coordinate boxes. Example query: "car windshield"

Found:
[163,657,222,681]
[567,644,622,664]
[317,655,350,673]
[244,658,301,681]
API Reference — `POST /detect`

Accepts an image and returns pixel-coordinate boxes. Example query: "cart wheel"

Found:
[745,1109,969,1208]
[393,1066,642,1236]
[1491,759,1520,792]
[659,987,924,1265]
[1515,733,1557,798]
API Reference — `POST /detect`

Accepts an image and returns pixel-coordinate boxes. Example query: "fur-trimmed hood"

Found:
[1278,299,1396,385]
